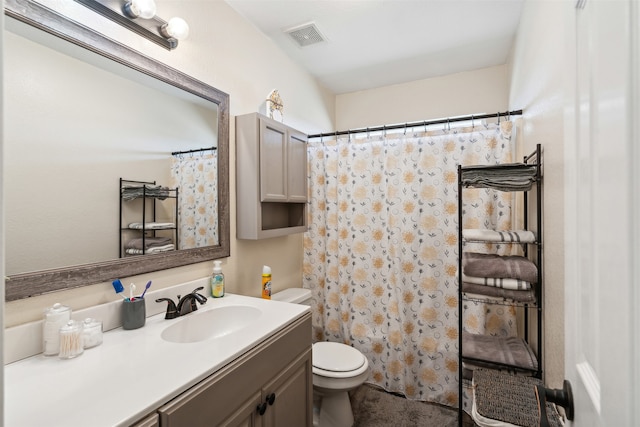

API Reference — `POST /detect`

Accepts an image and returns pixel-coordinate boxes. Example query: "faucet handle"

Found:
[155,298,179,319]
[191,287,208,305]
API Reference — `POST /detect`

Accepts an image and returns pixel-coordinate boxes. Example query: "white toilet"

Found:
[272,288,370,427]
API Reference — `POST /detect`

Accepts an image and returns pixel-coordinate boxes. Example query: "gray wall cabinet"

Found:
[236,113,308,239]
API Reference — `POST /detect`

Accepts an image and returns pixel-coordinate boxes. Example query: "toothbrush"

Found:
[129,283,136,301]
[140,280,152,299]
[112,279,128,300]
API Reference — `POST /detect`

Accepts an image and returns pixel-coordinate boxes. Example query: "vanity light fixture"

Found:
[74,0,190,50]
[123,0,157,19]
[160,17,190,41]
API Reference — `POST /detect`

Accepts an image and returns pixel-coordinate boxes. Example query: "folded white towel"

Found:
[125,237,173,250]
[128,222,175,230]
[462,229,536,243]
[125,244,175,255]
[462,273,531,291]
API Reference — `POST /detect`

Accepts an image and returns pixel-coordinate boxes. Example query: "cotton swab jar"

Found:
[42,303,71,356]
[59,320,84,359]
[82,318,103,349]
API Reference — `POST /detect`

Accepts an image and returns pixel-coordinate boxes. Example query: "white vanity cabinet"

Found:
[155,314,313,427]
[236,112,308,239]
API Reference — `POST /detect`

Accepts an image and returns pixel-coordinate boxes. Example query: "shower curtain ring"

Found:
[472,115,475,128]
[447,118,450,131]
[497,112,501,124]
[403,123,407,135]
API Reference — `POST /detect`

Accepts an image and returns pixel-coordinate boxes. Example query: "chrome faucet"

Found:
[156,287,208,319]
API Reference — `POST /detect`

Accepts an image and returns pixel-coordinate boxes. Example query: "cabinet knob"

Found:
[267,393,276,406]
[257,402,267,416]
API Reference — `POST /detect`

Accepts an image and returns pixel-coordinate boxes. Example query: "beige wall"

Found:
[508,1,567,389]
[1,0,5,407]
[4,0,335,327]
[336,64,509,130]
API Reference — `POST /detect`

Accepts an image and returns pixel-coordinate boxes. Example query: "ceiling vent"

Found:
[284,22,326,47]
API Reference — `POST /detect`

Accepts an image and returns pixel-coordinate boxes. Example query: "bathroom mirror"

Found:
[4,0,230,301]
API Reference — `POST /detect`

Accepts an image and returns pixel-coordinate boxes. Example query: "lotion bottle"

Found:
[262,265,272,299]
[211,260,225,298]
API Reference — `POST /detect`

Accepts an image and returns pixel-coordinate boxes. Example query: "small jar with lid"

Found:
[43,303,71,356]
[59,320,84,359]
[82,318,103,349]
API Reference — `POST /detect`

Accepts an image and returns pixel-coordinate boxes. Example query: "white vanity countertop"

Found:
[5,293,309,427]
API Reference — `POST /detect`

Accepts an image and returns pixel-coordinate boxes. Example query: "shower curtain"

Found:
[170,152,218,249]
[303,121,518,407]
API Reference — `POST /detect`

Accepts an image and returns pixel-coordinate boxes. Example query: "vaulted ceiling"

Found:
[225,0,525,94]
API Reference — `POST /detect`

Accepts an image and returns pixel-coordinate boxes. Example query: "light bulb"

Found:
[161,17,190,41]
[124,0,157,19]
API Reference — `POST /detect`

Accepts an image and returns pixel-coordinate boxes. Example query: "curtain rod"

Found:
[307,110,523,139]
[171,146,217,156]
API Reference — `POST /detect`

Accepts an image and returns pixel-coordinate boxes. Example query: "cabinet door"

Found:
[260,119,288,202]
[287,130,308,202]
[218,391,262,427]
[261,349,313,427]
[158,366,261,427]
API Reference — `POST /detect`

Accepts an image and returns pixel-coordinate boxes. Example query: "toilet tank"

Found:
[271,288,312,305]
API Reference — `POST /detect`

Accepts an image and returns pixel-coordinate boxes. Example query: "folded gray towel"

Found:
[462,331,538,372]
[463,251,538,283]
[121,185,171,201]
[462,282,536,304]
[461,164,537,191]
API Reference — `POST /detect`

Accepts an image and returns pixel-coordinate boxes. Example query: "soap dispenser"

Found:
[211,260,225,298]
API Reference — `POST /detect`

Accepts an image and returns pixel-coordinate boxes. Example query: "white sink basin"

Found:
[161,305,262,343]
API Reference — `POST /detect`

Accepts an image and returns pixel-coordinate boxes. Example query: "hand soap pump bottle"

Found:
[211,260,225,298]
[262,265,272,300]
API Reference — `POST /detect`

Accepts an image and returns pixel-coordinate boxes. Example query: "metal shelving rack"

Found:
[119,178,179,258]
[457,144,543,425]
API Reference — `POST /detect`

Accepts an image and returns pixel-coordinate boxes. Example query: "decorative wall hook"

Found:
[266,89,284,122]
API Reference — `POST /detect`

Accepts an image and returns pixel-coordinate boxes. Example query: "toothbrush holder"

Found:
[122,298,146,330]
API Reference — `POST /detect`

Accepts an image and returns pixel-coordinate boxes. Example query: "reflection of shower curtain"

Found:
[170,153,218,249]
[303,122,518,407]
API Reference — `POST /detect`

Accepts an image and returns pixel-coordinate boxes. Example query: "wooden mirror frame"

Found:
[4,0,230,301]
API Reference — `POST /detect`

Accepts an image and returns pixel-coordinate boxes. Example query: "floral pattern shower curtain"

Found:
[303,121,518,407]
[170,152,218,249]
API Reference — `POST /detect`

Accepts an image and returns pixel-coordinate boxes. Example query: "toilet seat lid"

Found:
[312,342,366,372]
